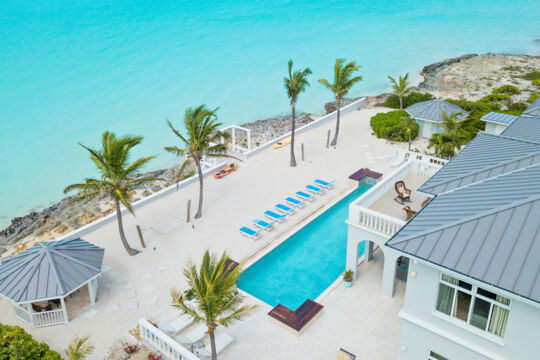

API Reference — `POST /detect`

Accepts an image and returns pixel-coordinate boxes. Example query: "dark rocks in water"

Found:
[421,54,478,76]
[323,97,365,114]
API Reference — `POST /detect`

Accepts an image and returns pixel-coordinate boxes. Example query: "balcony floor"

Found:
[369,173,430,221]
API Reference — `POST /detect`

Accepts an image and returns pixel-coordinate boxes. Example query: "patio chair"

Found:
[421,197,431,208]
[275,203,295,214]
[175,323,208,346]
[403,206,417,220]
[264,210,287,222]
[306,184,325,195]
[158,314,193,334]
[196,332,235,358]
[285,196,305,208]
[296,191,314,202]
[239,226,261,240]
[253,218,275,231]
[394,180,411,204]
[314,179,335,189]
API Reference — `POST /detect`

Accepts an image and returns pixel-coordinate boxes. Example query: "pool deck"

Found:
[0,106,421,358]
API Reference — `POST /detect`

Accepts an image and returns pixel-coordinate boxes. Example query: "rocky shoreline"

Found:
[2,52,538,256]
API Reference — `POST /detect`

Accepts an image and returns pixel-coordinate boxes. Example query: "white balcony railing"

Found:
[139,319,199,360]
[33,309,65,327]
[354,206,405,236]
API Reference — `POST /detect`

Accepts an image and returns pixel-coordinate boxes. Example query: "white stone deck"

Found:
[0,106,418,359]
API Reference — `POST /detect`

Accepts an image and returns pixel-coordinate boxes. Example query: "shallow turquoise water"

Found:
[237,183,372,310]
[1,1,540,226]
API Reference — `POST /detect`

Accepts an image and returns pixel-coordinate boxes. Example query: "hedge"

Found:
[382,92,434,109]
[0,323,62,360]
[370,110,419,142]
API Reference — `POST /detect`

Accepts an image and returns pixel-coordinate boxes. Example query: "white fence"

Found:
[33,309,66,327]
[354,206,405,236]
[139,319,199,360]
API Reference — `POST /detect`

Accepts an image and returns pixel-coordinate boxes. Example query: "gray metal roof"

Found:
[387,195,540,304]
[418,133,540,194]
[0,239,104,303]
[405,99,469,123]
[501,115,540,143]
[480,111,519,125]
[523,98,540,117]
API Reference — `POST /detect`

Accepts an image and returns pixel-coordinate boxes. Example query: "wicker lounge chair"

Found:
[394,180,411,204]
[403,206,417,220]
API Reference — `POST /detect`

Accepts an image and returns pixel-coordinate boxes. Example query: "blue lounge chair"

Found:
[296,191,314,201]
[253,218,275,231]
[306,184,325,195]
[239,226,261,239]
[285,197,305,208]
[275,203,295,214]
[264,210,287,222]
[314,179,335,189]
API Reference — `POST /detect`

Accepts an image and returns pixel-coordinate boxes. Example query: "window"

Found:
[435,273,510,337]
[428,351,449,360]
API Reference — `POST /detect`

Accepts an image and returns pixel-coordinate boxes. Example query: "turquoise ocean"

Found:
[1,0,540,228]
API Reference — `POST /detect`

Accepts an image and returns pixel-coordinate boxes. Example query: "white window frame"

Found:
[435,273,511,338]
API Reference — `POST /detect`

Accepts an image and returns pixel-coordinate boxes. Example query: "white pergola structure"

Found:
[0,238,104,327]
[220,125,252,153]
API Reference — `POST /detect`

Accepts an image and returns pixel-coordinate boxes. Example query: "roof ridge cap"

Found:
[386,194,540,248]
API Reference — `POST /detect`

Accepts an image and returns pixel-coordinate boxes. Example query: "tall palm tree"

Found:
[283,59,312,167]
[399,114,416,151]
[65,336,94,360]
[172,250,256,360]
[319,59,362,146]
[65,131,161,256]
[439,111,461,134]
[165,105,230,219]
[388,73,412,110]
[431,111,466,158]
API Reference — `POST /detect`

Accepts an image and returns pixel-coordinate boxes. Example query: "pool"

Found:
[237,183,373,310]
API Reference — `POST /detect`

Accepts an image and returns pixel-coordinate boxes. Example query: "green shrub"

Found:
[492,85,520,95]
[501,66,521,72]
[529,92,540,103]
[480,93,510,103]
[370,110,419,142]
[521,70,540,81]
[383,92,434,109]
[532,79,540,87]
[0,323,62,359]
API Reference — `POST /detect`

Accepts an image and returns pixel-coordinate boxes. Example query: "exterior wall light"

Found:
[401,344,407,351]
[410,270,417,278]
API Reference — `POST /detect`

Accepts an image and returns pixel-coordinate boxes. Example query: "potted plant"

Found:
[184,288,195,301]
[343,270,354,287]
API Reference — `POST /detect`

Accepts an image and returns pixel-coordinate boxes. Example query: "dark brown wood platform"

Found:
[268,299,323,332]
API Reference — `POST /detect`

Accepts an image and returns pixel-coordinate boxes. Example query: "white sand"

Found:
[0,106,423,359]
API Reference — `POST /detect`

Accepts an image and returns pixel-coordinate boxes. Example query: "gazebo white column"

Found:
[60,297,69,323]
[88,278,97,305]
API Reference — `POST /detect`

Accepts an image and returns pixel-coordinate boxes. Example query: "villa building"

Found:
[347,100,540,359]
[405,99,468,138]
[482,98,540,135]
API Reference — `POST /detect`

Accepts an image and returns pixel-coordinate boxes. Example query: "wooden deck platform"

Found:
[268,300,323,332]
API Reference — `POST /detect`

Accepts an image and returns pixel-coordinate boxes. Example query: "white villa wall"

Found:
[484,122,509,135]
[416,119,442,138]
[397,261,540,360]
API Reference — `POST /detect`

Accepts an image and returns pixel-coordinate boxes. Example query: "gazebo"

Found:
[405,99,468,138]
[0,238,104,328]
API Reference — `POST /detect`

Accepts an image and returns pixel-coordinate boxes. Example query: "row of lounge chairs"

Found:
[239,179,335,239]
[157,312,234,358]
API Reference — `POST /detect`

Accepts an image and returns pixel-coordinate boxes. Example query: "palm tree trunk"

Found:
[115,200,139,256]
[399,94,403,110]
[408,130,411,151]
[194,159,204,219]
[209,330,217,360]
[330,96,340,146]
[290,101,297,167]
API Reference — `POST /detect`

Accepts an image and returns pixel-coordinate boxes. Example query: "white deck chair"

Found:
[176,323,208,345]
[196,332,235,358]
[158,313,193,334]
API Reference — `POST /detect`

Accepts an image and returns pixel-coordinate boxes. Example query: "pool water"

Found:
[237,183,372,310]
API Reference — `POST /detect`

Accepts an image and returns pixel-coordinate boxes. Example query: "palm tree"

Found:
[165,105,230,219]
[283,59,312,167]
[319,59,362,146]
[388,73,412,109]
[399,114,416,151]
[431,111,467,158]
[65,336,94,360]
[64,131,161,256]
[172,250,256,360]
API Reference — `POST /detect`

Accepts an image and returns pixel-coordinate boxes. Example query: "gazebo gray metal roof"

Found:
[480,111,519,125]
[405,99,468,123]
[0,238,104,303]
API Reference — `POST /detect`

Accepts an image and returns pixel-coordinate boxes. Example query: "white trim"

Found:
[400,310,507,360]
